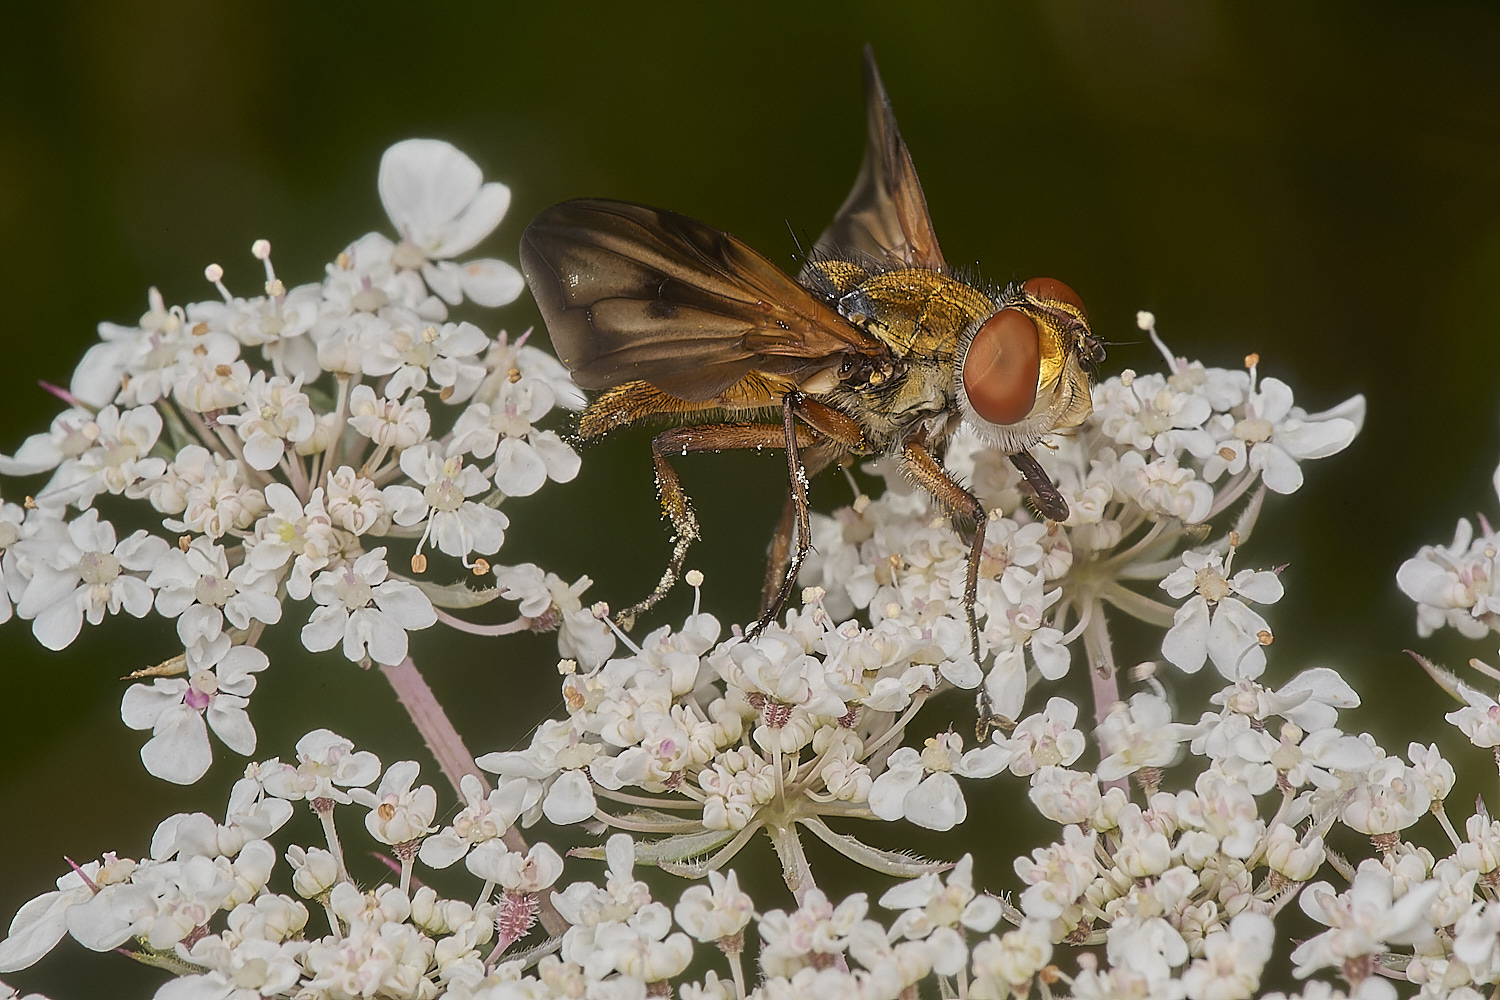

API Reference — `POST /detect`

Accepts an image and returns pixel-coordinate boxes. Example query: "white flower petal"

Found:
[64,890,142,951]
[1252,442,1304,494]
[1277,416,1358,461]
[904,773,967,831]
[927,926,969,975]
[543,771,596,825]
[530,429,582,483]
[958,743,1011,779]
[869,763,923,822]
[939,656,981,690]
[418,831,470,869]
[301,605,348,653]
[1396,558,1449,604]
[141,705,213,784]
[455,257,525,307]
[350,606,407,665]
[206,697,257,756]
[436,183,512,259]
[1231,569,1283,605]
[372,580,437,630]
[1206,597,1269,679]
[1162,596,1210,673]
[984,649,1027,723]
[0,887,86,972]
[1030,630,1071,681]
[120,679,186,730]
[420,260,462,305]
[241,432,285,471]
[383,484,429,526]
[31,593,85,651]
[493,438,546,496]
[380,140,482,251]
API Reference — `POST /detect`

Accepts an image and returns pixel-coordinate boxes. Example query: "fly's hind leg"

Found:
[615,422,819,633]
[753,395,869,635]
[613,438,700,633]
[759,441,838,616]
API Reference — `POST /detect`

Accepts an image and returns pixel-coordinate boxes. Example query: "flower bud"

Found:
[1264,824,1324,882]
[287,845,339,898]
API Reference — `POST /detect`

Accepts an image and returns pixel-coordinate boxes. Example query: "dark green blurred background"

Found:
[3,2,1500,995]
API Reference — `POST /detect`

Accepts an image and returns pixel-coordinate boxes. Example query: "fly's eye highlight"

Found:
[1022,276,1088,317]
[962,309,1040,426]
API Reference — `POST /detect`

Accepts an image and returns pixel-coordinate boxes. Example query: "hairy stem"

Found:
[434,608,535,637]
[727,948,747,1000]
[1081,600,1121,724]
[314,802,350,884]
[767,821,816,904]
[380,656,566,936]
[1081,600,1128,796]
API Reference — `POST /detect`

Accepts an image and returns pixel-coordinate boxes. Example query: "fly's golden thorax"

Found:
[812,262,993,360]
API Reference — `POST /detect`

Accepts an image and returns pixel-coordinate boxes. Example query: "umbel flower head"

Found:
[17,134,1500,1000]
[0,139,594,785]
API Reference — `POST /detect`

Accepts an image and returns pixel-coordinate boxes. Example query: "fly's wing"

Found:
[802,46,947,276]
[521,199,881,401]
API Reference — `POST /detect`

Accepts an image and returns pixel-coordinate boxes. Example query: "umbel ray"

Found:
[519,47,1103,701]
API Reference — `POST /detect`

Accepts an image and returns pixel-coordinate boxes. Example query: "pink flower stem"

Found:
[767,820,817,904]
[485,891,540,969]
[212,423,256,481]
[177,403,229,456]
[1083,601,1128,796]
[380,655,566,936]
[322,899,341,937]
[38,381,91,411]
[433,607,534,637]
[281,452,311,500]
[313,799,350,884]
[767,821,849,970]
[318,374,352,485]
[63,856,100,893]
[727,949,747,1000]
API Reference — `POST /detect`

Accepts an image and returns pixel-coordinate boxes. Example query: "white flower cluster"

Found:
[0,732,1006,1000]
[9,138,1500,1000]
[1397,468,1500,639]
[0,139,606,785]
[470,316,1363,873]
[0,730,557,999]
[801,317,1360,729]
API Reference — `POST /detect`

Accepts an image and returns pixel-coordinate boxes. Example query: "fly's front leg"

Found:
[756,397,870,633]
[1009,447,1069,521]
[617,422,818,633]
[615,434,698,633]
[900,436,1001,737]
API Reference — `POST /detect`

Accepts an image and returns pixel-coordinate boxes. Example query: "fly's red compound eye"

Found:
[962,308,1040,426]
[1023,277,1088,317]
